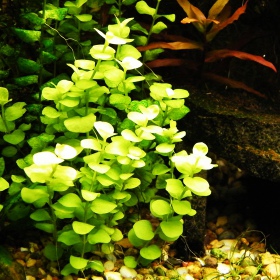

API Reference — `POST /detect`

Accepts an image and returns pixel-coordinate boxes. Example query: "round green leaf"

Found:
[111,228,123,241]
[58,193,82,207]
[183,177,211,196]
[55,143,77,159]
[124,256,137,269]
[156,143,175,154]
[133,220,154,241]
[35,222,54,233]
[160,220,183,238]
[158,231,179,242]
[89,45,115,60]
[128,228,146,247]
[81,138,101,150]
[0,87,10,106]
[1,146,17,157]
[21,187,49,204]
[193,142,208,156]
[81,190,100,201]
[58,230,81,245]
[88,229,111,244]
[166,179,184,199]
[74,59,95,70]
[136,1,155,16]
[152,164,170,175]
[64,113,96,133]
[172,200,196,216]
[5,102,26,121]
[75,14,92,22]
[150,199,172,218]
[33,151,63,165]
[91,198,117,214]
[43,243,63,261]
[0,177,9,191]
[70,255,88,270]
[30,209,51,221]
[140,245,161,260]
[72,221,94,235]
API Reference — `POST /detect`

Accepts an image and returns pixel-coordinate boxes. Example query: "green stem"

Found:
[1,105,10,133]
[38,0,47,100]
[90,59,101,80]
[146,0,162,45]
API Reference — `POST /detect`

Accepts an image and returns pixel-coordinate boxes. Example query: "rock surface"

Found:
[181,89,280,182]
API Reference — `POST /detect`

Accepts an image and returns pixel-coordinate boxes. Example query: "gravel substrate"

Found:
[2,157,280,279]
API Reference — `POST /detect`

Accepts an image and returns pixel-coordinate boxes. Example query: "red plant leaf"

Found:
[177,0,207,33]
[145,58,199,70]
[181,17,199,24]
[206,1,248,42]
[203,72,267,98]
[208,0,230,20]
[137,41,203,51]
[205,49,277,72]
[176,0,206,22]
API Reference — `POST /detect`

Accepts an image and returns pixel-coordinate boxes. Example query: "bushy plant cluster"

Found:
[0,0,217,276]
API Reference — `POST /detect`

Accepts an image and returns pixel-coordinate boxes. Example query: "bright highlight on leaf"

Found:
[55,144,78,160]
[94,121,116,139]
[33,151,64,165]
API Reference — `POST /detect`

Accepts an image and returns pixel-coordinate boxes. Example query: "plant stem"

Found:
[146,0,162,45]
[1,105,9,133]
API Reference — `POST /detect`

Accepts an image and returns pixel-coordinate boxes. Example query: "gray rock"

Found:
[181,90,280,182]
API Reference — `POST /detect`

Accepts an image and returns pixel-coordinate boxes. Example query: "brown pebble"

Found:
[13,251,28,259]
[215,227,224,236]
[204,257,218,268]
[16,259,26,267]
[26,258,37,267]
[216,216,228,227]
[207,221,216,231]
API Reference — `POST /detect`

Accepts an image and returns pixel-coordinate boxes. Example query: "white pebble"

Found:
[217,263,230,274]
[176,267,189,275]
[119,266,137,278]
[104,271,123,280]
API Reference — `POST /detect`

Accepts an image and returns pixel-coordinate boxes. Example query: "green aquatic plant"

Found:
[0,15,217,276]
[0,0,217,277]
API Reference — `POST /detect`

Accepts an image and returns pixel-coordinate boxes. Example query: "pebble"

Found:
[176,267,189,275]
[217,263,230,274]
[26,276,36,280]
[263,263,280,278]
[104,271,122,280]
[202,267,219,279]
[204,257,218,268]
[26,258,37,267]
[119,265,137,278]
[258,252,280,265]
[218,230,236,240]
[104,260,115,271]
[244,265,259,276]
[181,274,194,280]
[216,216,228,227]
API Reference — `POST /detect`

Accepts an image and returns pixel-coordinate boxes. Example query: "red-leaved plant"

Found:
[138,0,277,98]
